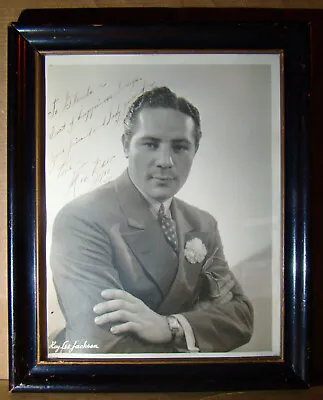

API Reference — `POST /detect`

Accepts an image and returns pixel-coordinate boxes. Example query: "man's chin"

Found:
[148,187,177,202]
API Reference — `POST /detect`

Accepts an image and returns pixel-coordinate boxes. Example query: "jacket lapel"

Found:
[115,171,179,298]
[157,199,209,314]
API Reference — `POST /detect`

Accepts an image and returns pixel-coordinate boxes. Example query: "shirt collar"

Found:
[149,198,173,218]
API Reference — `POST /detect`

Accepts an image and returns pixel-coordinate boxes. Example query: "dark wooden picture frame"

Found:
[7,8,314,393]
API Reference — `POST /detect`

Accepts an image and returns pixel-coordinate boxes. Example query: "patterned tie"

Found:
[158,203,178,252]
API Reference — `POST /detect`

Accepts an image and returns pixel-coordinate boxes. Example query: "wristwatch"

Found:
[166,315,181,342]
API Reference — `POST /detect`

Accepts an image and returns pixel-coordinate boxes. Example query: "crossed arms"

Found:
[50,204,253,354]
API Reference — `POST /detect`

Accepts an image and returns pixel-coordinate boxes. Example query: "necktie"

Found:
[158,204,178,252]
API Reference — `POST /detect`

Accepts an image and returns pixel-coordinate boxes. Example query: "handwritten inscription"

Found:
[47,74,155,198]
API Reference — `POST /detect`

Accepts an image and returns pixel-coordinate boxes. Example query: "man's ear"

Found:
[122,134,129,158]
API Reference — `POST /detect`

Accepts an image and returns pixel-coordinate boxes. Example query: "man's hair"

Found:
[123,86,202,150]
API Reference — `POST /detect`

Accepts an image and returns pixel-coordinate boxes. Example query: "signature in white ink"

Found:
[49,340,99,353]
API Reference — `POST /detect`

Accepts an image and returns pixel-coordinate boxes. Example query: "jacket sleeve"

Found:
[50,204,174,354]
[181,218,254,353]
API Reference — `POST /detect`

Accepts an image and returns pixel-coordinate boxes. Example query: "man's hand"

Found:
[93,289,172,344]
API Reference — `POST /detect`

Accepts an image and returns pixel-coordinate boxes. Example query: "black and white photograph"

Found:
[45,53,282,360]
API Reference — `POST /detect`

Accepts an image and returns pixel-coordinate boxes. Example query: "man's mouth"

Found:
[151,175,174,181]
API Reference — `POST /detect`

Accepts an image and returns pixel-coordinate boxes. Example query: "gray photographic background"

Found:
[45,54,281,356]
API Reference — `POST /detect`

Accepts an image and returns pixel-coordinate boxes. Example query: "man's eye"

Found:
[144,142,158,149]
[172,144,188,153]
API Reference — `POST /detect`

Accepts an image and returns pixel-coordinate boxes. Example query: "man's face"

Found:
[123,107,197,203]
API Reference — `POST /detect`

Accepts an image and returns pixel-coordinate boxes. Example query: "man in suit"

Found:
[50,87,253,354]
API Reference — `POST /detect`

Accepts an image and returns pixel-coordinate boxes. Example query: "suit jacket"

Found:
[50,171,253,353]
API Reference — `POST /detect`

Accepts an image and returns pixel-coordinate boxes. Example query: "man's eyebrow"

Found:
[138,136,160,142]
[171,139,193,144]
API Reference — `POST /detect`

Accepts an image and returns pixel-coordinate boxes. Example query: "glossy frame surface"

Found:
[7,7,313,393]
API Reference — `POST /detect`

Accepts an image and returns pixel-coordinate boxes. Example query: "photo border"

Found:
[8,8,311,392]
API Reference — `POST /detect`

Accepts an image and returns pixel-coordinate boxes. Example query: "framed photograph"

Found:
[8,8,312,392]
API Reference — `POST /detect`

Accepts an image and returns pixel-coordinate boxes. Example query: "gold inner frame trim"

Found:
[35,49,285,366]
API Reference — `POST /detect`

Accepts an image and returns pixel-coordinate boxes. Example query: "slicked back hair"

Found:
[123,86,202,151]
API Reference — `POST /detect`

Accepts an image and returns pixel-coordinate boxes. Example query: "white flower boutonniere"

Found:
[184,238,207,264]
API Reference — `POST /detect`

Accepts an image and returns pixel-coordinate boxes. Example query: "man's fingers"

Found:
[101,289,137,303]
[94,309,133,325]
[219,291,233,304]
[216,274,235,291]
[110,322,137,335]
[217,279,235,291]
[93,299,133,314]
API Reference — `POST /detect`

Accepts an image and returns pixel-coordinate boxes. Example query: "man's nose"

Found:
[156,146,174,168]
